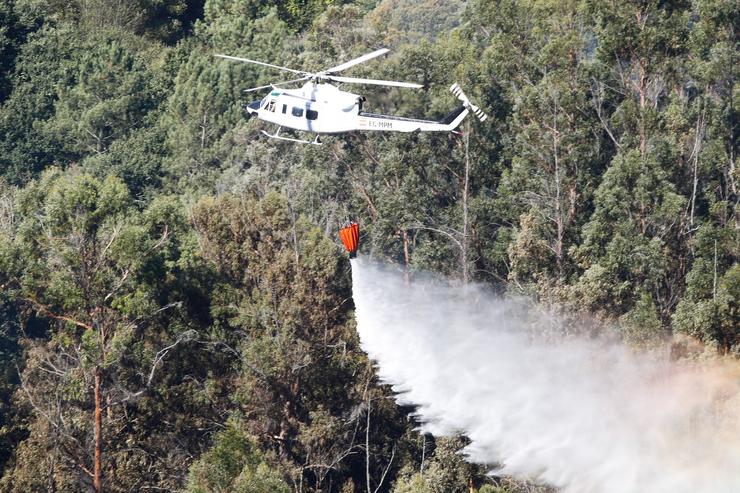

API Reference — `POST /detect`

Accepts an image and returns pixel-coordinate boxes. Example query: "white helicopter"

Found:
[215,48,487,145]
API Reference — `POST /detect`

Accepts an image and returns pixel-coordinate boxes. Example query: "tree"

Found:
[185,422,290,493]
[0,1,32,103]
[391,436,493,493]
[0,170,194,492]
[572,149,686,321]
[163,7,295,192]
[41,37,159,159]
[0,181,26,474]
[192,191,385,491]
[493,0,606,300]
[565,1,696,323]
[1,1,737,491]
[619,291,665,348]
[0,21,82,183]
[672,224,739,353]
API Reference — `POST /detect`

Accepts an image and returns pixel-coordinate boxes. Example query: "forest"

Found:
[0,0,737,491]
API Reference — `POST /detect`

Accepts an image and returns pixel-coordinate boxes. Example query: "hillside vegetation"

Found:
[0,0,737,492]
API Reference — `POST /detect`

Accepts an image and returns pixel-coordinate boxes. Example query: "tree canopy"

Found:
[0,0,737,492]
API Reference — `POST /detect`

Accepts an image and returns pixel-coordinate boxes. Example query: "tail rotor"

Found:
[450,83,488,122]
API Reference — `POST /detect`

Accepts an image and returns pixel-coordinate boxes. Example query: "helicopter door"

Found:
[266,100,276,112]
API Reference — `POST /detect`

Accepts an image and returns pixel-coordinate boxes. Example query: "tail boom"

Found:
[353,83,486,133]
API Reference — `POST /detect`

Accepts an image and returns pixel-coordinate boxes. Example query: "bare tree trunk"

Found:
[726,67,737,210]
[420,434,426,473]
[93,366,103,493]
[552,99,564,276]
[289,202,300,264]
[689,106,705,230]
[48,436,58,493]
[637,58,648,157]
[200,112,208,150]
[713,240,718,301]
[402,230,410,285]
[365,397,371,493]
[278,400,292,460]
[105,394,115,487]
[462,123,471,285]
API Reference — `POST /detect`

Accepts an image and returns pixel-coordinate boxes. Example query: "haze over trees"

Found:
[0,0,737,492]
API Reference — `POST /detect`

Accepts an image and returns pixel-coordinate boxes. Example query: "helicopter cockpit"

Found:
[245,99,261,115]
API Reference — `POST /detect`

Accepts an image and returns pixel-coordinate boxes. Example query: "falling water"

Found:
[351,257,740,493]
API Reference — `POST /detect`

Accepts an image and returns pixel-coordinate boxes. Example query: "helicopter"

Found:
[215,48,487,145]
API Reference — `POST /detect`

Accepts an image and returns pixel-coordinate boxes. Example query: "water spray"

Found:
[349,257,740,493]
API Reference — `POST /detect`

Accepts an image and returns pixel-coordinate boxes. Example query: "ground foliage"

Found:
[0,0,737,491]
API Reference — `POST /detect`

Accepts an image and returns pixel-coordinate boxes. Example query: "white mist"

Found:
[351,257,740,493]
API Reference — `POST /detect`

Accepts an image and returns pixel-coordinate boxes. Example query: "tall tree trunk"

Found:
[461,123,471,285]
[365,397,371,493]
[105,394,115,487]
[689,106,705,232]
[200,112,208,150]
[402,229,410,285]
[552,99,564,276]
[93,366,103,493]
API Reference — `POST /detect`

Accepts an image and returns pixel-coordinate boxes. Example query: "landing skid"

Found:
[261,127,322,145]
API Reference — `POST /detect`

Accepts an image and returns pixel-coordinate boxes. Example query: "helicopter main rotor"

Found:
[215,48,423,91]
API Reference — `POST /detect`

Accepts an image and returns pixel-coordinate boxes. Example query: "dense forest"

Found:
[0,0,737,491]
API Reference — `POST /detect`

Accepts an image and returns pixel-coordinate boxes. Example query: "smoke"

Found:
[350,257,740,493]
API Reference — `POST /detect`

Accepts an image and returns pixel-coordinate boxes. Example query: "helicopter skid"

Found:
[260,129,322,145]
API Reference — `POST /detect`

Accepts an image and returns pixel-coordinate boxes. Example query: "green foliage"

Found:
[163,18,294,190]
[186,423,290,493]
[0,1,24,102]
[0,0,737,491]
[41,37,160,158]
[202,0,337,33]
[0,295,23,474]
[479,486,509,493]
[572,149,686,318]
[365,0,464,46]
[0,23,80,183]
[134,0,206,44]
[673,236,739,353]
[392,436,496,493]
[619,291,665,348]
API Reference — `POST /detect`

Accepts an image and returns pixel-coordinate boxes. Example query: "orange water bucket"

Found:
[339,222,359,257]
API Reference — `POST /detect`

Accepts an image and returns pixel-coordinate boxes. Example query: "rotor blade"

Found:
[242,84,274,93]
[215,54,306,75]
[327,75,423,89]
[323,48,390,74]
[242,76,310,93]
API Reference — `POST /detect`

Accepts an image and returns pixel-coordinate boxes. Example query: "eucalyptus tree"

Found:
[569,0,693,326]
[668,0,739,353]
[479,0,606,300]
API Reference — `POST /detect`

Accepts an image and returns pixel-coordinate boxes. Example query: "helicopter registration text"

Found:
[358,118,392,130]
